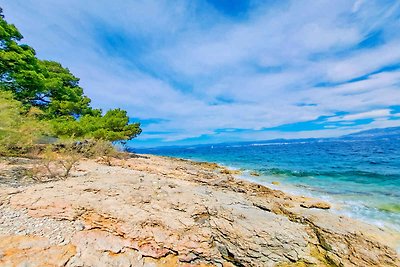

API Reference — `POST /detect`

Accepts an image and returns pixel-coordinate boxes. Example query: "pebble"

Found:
[75,221,85,231]
[0,205,76,245]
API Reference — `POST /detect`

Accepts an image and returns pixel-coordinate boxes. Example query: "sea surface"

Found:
[134,139,400,233]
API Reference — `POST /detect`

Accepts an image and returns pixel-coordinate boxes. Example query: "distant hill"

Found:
[341,126,400,140]
[132,126,400,151]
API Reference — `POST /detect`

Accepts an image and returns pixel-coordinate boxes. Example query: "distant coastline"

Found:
[131,126,400,150]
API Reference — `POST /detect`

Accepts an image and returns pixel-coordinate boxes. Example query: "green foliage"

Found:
[0,40,94,117]
[0,9,141,144]
[0,91,48,155]
[36,60,97,117]
[51,109,142,142]
[0,10,100,118]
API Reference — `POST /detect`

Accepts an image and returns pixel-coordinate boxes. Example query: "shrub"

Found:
[0,91,48,156]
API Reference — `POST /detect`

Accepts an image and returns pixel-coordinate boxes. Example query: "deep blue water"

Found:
[134,139,400,232]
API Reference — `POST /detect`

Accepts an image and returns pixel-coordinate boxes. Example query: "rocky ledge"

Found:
[0,155,399,266]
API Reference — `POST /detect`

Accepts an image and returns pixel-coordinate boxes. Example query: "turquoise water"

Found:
[134,139,400,232]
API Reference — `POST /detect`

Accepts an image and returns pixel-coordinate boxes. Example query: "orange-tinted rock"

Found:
[219,169,241,175]
[249,171,260,176]
[0,235,75,266]
[300,201,331,209]
[72,230,132,253]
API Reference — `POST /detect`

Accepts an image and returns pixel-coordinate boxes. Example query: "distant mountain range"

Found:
[132,126,400,151]
[341,126,400,140]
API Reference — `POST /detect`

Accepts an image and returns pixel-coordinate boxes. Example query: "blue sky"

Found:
[1,0,400,147]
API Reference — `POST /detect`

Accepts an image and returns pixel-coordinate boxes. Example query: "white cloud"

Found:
[303,71,400,113]
[327,109,391,122]
[326,41,400,82]
[0,0,399,145]
[352,0,365,13]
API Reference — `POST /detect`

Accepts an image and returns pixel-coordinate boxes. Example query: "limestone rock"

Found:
[0,155,398,266]
[0,235,75,266]
[300,201,331,210]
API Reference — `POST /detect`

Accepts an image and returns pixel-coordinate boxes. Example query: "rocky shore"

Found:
[0,154,399,266]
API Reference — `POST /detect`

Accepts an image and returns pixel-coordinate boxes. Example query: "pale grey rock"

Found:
[0,156,398,266]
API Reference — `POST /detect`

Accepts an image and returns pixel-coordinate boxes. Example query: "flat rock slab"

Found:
[0,155,399,266]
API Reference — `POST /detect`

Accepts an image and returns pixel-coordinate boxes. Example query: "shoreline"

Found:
[139,154,400,255]
[1,154,399,266]
[149,153,400,239]
[240,171,400,235]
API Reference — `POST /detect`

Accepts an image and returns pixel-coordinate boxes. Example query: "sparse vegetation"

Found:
[89,139,118,166]
[0,91,48,156]
[22,140,119,181]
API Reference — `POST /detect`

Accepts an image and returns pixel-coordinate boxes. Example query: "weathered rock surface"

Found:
[0,155,399,266]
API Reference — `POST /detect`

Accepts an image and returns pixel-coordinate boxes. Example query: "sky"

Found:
[1,0,400,147]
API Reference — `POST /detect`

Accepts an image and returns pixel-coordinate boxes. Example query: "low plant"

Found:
[0,91,49,156]
[90,140,118,166]
[31,139,118,181]
[32,143,83,181]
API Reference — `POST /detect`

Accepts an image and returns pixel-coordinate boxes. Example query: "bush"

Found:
[31,139,119,181]
[0,91,48,156]
[50,109,142,142]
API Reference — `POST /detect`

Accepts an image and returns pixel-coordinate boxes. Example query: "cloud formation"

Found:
[1,0,399,146]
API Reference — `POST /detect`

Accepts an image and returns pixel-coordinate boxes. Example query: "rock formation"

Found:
[0,155,399,266]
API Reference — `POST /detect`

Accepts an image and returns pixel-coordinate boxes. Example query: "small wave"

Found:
[258,167,400,180]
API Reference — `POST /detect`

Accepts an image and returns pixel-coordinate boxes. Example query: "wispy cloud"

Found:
[1,0,399,147]
[327,109,391,122]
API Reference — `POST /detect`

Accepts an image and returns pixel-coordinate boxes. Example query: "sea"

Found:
[133,138,400,234]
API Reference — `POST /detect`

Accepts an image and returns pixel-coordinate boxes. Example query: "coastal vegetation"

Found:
[0,8,141,165]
